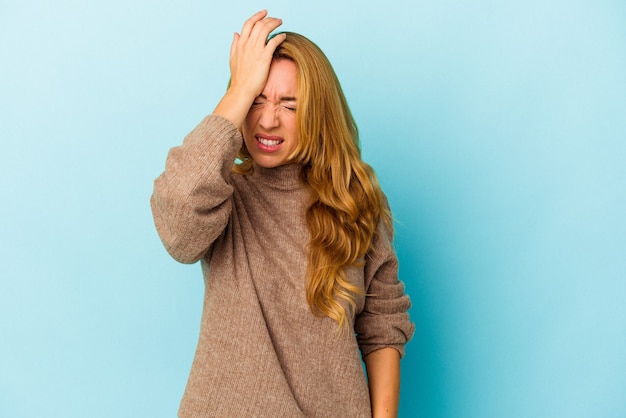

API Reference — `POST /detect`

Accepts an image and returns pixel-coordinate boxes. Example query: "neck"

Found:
[251,162,305,191]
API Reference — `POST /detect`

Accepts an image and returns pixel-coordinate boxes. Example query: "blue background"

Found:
[1,1,625,417]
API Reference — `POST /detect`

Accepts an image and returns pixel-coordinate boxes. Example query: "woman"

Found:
[151,10,414,417]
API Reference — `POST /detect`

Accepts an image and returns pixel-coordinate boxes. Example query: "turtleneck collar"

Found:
[249,162,306,191]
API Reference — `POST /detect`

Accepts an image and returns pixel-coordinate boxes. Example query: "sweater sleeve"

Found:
[150,115,242,264]
[355,221,415,359]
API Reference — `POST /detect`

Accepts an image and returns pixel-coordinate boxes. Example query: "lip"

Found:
[255,134,284,153]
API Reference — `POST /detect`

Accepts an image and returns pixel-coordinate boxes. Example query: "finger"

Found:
[247,17,283,45]
[229,32,239,60]
[265,32,287,54]
[239,10,268,40]
[263,17,284,37]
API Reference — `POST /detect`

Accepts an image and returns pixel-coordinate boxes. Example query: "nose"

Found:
[258,104,280,130]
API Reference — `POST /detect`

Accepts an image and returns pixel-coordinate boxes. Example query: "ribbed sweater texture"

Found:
[151,115,415,417]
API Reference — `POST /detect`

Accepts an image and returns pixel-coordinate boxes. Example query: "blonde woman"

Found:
[151,10,414,418]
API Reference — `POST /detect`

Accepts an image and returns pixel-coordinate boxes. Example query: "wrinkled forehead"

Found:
[260,59,298,100]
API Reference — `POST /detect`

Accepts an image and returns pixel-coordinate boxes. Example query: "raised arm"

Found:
[213,10,286,129]
[150,11,286,263]
[150,115,242,263]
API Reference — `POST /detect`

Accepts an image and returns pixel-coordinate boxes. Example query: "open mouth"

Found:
[256,135,284,152]
[257,136,283,146]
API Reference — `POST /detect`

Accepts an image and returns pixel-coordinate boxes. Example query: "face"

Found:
[243,59,298,169]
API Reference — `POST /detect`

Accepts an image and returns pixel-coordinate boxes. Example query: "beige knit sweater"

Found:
[151,115,414,417]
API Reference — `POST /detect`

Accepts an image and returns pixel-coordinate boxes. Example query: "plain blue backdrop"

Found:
[1,1,625,417]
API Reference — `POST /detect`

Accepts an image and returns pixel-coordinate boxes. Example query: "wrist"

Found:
[213,87,255,130]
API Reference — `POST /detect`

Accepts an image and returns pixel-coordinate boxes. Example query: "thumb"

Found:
[229,32,240,60]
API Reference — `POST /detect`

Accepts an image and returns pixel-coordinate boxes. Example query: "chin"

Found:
[250,153,286,169]
[255,160,283,169]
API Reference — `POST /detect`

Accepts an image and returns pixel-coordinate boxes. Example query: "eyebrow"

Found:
[258,94,297,102]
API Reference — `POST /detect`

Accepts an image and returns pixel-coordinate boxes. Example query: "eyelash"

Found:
[252,102,297,112]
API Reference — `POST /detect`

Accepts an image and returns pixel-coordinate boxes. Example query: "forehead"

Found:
[262,59,298,98]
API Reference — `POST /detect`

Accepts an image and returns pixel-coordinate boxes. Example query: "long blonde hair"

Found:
[234,32,391,330]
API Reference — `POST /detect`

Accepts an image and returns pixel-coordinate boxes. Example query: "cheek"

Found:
[287,119,298,142]
[243,131,255,150]
[242,114,252,133]
[242,114,256,143]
